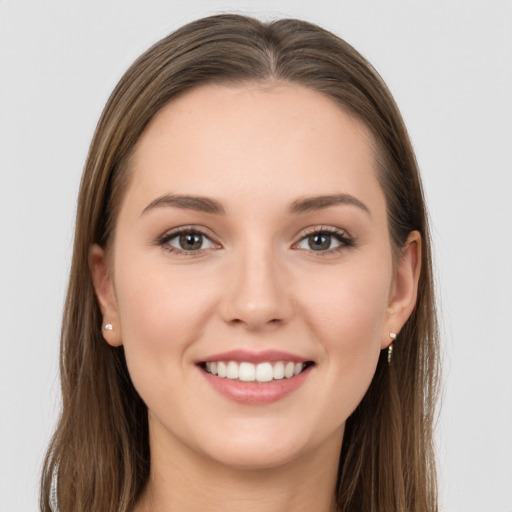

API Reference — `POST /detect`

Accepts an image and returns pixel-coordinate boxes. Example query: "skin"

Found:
[90,82,421,512]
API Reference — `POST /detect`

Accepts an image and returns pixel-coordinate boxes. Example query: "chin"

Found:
[205,439,308,471]
[190,418,336,472]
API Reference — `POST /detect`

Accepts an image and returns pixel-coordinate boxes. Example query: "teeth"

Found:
[256,362,273,382]
[239,362,256,382]
[284,362,294,378]
[226,361,239,379]
[204,360,307,382]
[217,361,227,378]
[273,361,285,380]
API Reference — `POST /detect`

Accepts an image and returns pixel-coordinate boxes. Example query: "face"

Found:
[91,83,420,471]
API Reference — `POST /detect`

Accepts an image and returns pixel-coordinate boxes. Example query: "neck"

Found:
[134,420,343,512]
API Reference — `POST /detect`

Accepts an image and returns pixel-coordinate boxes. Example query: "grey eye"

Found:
[167,231,216,251]
[179,233,203,250]
[297,232,343,252]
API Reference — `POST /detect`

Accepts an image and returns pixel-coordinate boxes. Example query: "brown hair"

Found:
[41,14,440,512]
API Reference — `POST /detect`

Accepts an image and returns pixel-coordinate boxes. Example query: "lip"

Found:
[197,349,310,365]
[197,355,314,405]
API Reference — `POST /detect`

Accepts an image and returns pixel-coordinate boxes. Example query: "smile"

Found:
[197,350,315,405]
[203,361,312,382]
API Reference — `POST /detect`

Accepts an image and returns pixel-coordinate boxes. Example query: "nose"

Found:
[218,244,293,331]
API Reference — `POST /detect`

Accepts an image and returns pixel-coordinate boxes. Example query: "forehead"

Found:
[124,82,383,217]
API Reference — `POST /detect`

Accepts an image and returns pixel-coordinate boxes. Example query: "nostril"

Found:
[228,317,284,329]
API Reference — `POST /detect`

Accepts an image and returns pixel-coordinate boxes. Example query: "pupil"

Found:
[309,234,331,251]
[180,233,202,250]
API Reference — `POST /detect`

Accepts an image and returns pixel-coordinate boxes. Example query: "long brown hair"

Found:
[41,14,440,512]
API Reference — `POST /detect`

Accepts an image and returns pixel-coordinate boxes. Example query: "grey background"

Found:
[1,1,511,511]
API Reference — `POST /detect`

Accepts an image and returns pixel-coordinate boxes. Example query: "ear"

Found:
[89,244,123,347]
[382,231,422,349]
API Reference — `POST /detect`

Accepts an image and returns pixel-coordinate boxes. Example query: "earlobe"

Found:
[383,231,422,349]
[88,244,123,347]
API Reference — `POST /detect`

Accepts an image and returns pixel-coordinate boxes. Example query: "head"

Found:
[42,14,439,512]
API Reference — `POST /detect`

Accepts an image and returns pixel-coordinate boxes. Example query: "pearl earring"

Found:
[388,332,397,365]
[104,323,114,331]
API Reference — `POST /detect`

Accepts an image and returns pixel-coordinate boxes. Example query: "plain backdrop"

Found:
[1,1,511,511]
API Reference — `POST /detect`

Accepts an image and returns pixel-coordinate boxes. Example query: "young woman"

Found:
[41,14,440,512]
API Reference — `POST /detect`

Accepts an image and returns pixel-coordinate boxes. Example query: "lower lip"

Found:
[199,366,313,405]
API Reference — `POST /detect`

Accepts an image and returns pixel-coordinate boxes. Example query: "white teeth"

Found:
[226,361,239,379]
[239,362,256,382]
[294,363,304,376]
[256,362,273,382]
[273,361,285,380]
[284,362,295,378]
[204,360,309,382]
[217,361,227,378]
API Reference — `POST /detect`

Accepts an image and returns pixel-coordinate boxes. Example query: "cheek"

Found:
[295,259,391,405]
[112,253,216,385]
[298,257,391,342]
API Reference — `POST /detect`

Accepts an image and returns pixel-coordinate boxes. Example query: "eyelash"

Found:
[156,225,355,257]
[157,227,217,257]
[297,226,355,257]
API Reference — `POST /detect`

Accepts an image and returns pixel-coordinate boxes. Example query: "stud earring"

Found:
[388,332,397,365]
[104,323,114,331]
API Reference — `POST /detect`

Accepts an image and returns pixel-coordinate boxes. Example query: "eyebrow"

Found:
[141,193,370,217]
[288,194,370,216]
[142,194,226,216]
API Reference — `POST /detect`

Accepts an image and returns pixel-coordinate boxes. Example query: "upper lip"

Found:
[197,349,312,364]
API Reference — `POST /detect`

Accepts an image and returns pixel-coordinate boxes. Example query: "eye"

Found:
[295,227,354,254]
[158,228,218,254]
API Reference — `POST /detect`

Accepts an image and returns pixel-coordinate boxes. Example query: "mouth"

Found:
[196,349,316,404]
[198,360,316,383]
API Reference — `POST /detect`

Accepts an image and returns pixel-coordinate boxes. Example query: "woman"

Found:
[41,14,440,512]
